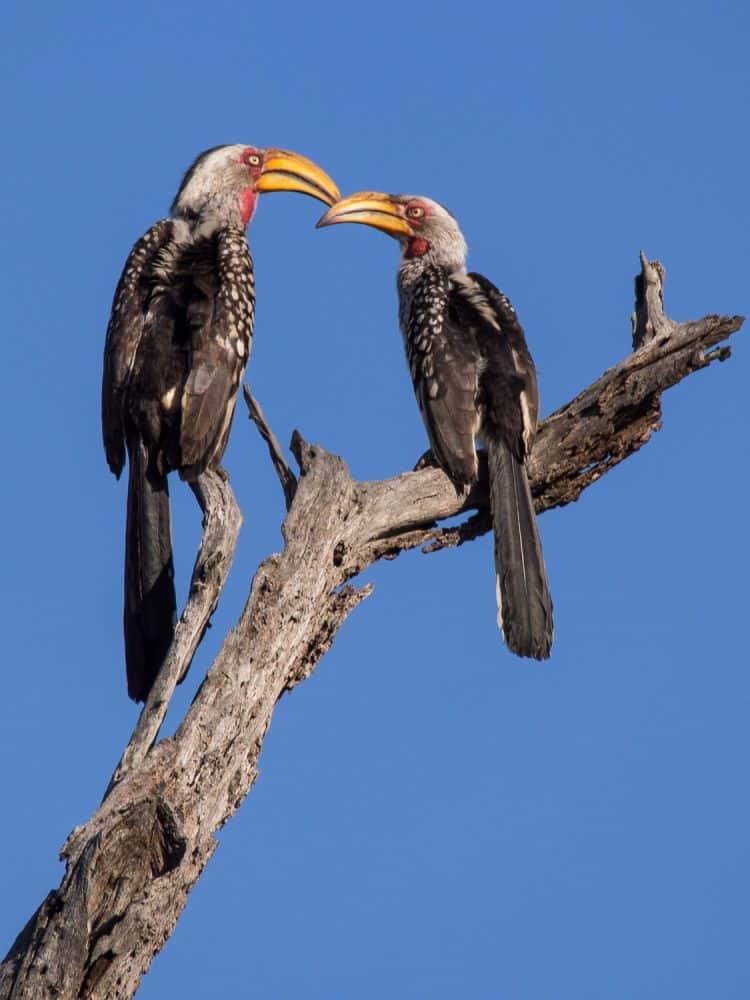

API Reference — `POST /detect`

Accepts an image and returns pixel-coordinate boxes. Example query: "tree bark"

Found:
[0,257,742,1000]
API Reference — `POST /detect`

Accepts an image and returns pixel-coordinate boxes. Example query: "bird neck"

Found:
[397,227,468,283]
[398,252,466,291]
[173,190,246,238]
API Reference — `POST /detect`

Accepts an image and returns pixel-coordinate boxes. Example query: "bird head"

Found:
[316,193,467,268]
[172,145,340,227]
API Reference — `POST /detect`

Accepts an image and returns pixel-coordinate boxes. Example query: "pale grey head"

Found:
[169,144,341,232]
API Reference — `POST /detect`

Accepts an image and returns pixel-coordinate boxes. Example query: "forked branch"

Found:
[0,255,742,1000]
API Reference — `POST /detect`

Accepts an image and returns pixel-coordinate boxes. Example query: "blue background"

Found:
[1,1,748,997]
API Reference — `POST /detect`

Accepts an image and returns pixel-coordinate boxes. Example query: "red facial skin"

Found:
[239,147,264,226]
[240,188,257,225]
[406,236,429,257]
[404,199,430,257]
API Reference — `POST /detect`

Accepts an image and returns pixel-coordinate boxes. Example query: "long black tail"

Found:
[487,439,553,659]
[124,435,177,701]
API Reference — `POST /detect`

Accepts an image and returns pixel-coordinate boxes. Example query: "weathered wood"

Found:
[334,307,740,568]
[632,251,677,349]
[109,470,243,788]
[0,260,742,1000]
[243,384,297,509]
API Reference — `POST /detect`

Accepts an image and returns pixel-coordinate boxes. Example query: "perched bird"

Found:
[317,193,553,659]
[103,145,339,701]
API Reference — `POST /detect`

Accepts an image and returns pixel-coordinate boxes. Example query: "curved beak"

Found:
[256,149,340,206]
[316,192,411,237]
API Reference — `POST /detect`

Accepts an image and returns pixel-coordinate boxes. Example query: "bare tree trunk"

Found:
[0,257,742,1000]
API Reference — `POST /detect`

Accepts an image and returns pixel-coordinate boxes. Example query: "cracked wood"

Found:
[0,255,742,1000]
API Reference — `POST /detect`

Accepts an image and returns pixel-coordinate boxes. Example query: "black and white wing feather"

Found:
[179,226,255,478]
[102,220,254,700]
[454,271,553,659]
[467,271,540,457]
[102,220,174,478]
[402,266,482,487]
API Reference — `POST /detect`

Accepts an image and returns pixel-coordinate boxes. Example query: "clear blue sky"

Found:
[1,1,748,997]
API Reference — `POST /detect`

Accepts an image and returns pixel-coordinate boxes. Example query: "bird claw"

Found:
[413,449,439,471]
[214,464,230,483]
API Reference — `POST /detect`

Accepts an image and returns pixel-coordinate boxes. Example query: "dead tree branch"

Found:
[110,471,243,787]
[0,256,742,1000]
[243,384,297,509]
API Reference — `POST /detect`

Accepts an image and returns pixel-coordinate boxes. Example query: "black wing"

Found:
[455,273,552,658]
[179,226,255,478]
[404,266,482,487]
[465,271,540,460]
[102,220,174,477]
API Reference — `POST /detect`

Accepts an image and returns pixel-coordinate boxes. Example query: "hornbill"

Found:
[317,193,553,660]
[102,145,339,701]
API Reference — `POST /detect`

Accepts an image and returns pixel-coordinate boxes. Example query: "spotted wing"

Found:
[404,266,482,487]
[179,226,255,478]
[102,220,174,477]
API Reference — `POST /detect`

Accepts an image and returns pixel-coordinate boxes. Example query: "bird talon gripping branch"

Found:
[318,192,554,660]
[102,145,339,701]
[413,448,440,472]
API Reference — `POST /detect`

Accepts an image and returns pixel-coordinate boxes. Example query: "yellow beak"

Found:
[316,192,412,237]
[255,149,340,206]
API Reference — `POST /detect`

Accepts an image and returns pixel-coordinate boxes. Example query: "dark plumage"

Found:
[318,192,553,659]
[103,145,339,700]
[103,215,254,701]
[402,265,553,659]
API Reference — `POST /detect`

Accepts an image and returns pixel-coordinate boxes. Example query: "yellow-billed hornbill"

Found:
[103,145,339,701]
[318,193,553,660]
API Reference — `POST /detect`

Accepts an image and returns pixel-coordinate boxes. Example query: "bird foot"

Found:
[413,449,439,472]
[214,464,230,483]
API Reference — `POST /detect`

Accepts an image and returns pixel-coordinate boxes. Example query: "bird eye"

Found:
[406,205,425,219]
[246,153,262,167]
